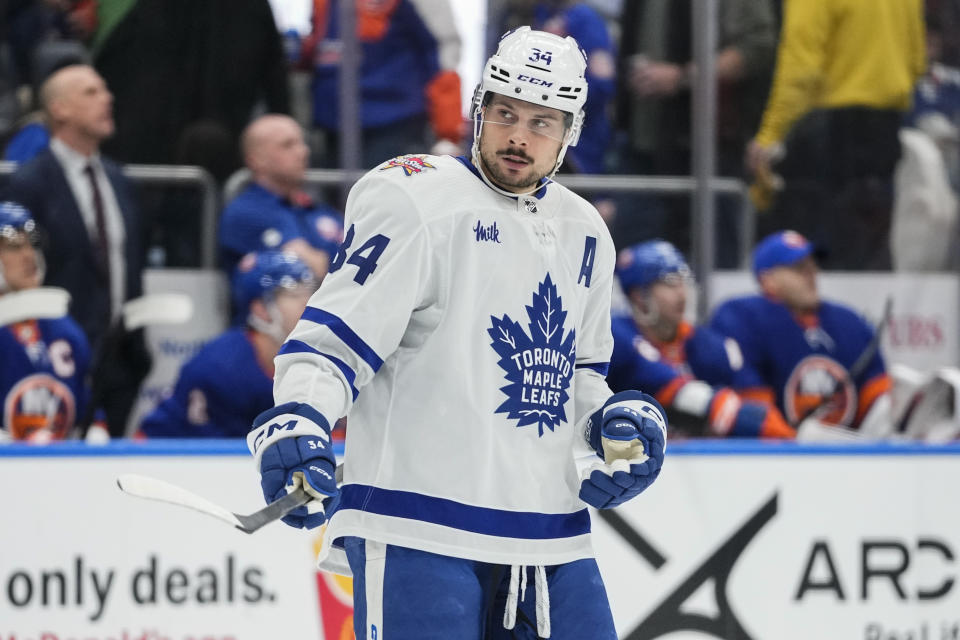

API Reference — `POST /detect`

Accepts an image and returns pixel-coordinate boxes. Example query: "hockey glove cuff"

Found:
[249,402,339,529]
[580,391,667,509]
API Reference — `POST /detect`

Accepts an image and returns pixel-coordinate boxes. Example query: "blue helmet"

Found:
[231,250,316,312]
[0,201,44,293]
[0,201,38,244]
[615,240,691,293]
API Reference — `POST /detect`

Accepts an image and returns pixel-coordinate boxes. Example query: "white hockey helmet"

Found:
[472,27,588,186]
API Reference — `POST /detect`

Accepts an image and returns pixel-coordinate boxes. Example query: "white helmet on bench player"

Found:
[472,27,588,188]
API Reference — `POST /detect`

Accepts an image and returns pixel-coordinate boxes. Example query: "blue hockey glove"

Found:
[580,391,667,509]
[247,401,340,529]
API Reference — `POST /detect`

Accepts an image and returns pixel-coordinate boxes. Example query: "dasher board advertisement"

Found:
[1,441,959,639]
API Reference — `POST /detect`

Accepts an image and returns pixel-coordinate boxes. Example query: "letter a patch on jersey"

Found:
[487,274,576,436]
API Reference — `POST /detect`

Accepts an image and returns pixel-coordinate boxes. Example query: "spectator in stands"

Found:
[302,0,464,168]
[0,201,108,443]
[710,231,892,434]
[615,0,776,263]
[609,239,794,438]
[3,63,150,437]
[219,113,344,281]
[92,0,290,167]
[2,38,91,163]
[907,10,960,193]
[747,0,926,270]
[140,250,318,438]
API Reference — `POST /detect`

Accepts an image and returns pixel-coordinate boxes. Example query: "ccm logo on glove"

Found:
[248,414,330,457]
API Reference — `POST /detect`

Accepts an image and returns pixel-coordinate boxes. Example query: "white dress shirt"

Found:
[49,137,127,317]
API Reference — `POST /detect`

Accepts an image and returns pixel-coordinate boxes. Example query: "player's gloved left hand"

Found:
[247,402,340,529]
[580,391,667,509]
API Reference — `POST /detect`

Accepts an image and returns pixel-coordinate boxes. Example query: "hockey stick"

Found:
[77,292,194,437]
[804,296,894,423]
[119,292,194,330]
[117,474,311,534]
[0,286,71,326]
[116,464,344,534]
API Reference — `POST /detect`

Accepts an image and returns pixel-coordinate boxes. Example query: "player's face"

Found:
[63,68,115,141]
[257,120,309,186]
[274,285,315,336]
[648,278,687,329]
[765,256,819,312]
[478,94,565,193]
[0,233,41,291]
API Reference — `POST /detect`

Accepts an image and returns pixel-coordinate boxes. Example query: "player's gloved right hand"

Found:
[708,389,796,439]
[580,391,667,509]
[247,402,340,529]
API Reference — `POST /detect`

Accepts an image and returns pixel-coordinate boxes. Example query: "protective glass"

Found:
[659,267,693,288]
[0,220,38,250]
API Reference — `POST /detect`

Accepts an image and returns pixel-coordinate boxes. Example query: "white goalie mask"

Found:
[471,27,589,191]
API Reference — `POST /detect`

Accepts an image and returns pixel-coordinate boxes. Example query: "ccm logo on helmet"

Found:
[517,74,553,87]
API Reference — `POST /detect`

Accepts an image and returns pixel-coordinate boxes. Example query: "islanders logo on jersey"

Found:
[783,355,856,426]
[488,274,576,436]
[3,373,76,441]
[379,155,437,177]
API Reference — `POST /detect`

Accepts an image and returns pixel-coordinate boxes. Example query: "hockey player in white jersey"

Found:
[248,26,667,639]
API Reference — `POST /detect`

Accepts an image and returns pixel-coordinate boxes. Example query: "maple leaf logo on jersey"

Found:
[488,274,577,436]
[379,155,437,177]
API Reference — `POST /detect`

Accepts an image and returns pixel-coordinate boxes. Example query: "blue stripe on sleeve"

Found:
[338,484,591,540]
[576,362,610,376]
[278,340,360,400]
[300,307,385,372]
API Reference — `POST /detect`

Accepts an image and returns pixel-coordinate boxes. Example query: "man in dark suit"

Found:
[3,64,150,437]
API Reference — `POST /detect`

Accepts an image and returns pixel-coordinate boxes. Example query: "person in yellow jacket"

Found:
[746,0,926,270]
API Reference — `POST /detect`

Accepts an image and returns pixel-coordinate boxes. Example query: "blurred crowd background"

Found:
[0,0,958,442]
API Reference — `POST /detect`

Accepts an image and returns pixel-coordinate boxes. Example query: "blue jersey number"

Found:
[329,224,391,285]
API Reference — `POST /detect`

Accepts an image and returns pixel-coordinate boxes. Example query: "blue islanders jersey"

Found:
[267,154,618,567]
[309,0,461,131]
[0,317,91,440]
[141,329,274,438]
[710,295,890,427]
[219,183,344,275]
[607,315,745,405]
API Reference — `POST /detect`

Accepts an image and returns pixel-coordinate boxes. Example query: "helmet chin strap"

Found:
[471,107,569,199]
[631,292,660,329]
[247,298,287,344]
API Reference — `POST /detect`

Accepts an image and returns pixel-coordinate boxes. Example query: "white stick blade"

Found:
[122,293,194,330]
[117,473,241,528]
[0,287,71,326]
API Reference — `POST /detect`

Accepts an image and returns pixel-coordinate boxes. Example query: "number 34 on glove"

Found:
[581,391,667,509]
[247,402,340,529]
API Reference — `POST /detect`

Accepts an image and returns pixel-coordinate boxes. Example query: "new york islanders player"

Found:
[140,251,317,438]
[710,230,892,431]
[0,201,103,442]
[247,28,667,639]
[610,239,795,438]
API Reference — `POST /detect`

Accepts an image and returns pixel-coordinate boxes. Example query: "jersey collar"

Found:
[456,156,549,200]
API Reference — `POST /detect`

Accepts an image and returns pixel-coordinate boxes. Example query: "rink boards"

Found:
[1,440,959,640]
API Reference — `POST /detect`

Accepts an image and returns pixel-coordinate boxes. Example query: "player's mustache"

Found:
[497,148,532,163]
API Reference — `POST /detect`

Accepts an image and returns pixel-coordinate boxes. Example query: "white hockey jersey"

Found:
[274,155,616,566]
